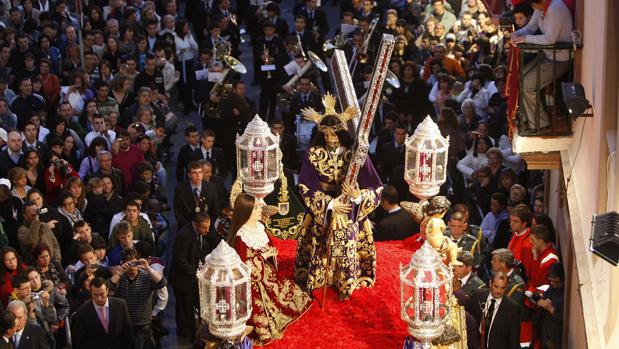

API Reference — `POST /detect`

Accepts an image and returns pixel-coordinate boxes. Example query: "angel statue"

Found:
[402,196,460,266]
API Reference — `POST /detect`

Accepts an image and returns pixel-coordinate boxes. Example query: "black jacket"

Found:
[14,323,50,349]
[466,288,521,349]
[176,144,197,183]
[189,147,226,177]
[72,297,134,349]
[173,180,220,229]
[169,222,220,289]
[375,208,420,241]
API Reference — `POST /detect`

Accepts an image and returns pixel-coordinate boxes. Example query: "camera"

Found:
[36,207,48,215]
[30,292,41,301]
[126,261,141,267]
[52,159,64,167]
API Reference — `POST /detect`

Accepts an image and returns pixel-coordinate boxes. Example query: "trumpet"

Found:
[263,44,272,79]
[228,13,247,44]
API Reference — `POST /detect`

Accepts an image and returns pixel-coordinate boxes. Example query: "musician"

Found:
[190,129,226,177]
[381,9,399,36]
[291,16,317,53]
[210,0,236,23]
[301,0,329,41]
[270,118,299,173]
[200,24,224,52]
[192,48,215,114]
[287,76,322,133]
[214,13,241,57]
[294,93,383,300]
[264,2,289,39]
[220,80,255,175]
[354,0,380,22]
[253,21,285,121]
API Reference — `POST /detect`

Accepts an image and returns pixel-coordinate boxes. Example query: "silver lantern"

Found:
[404,116,449,201]
[400,241,453,347]
[197,240,252,341]
[236,115,281,199]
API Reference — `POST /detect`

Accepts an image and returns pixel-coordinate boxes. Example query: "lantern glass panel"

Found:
[239,149,249,179]
[435,151,446,181]
[267,149,278,179]
[215,285,233,321]
[235,283,248,318]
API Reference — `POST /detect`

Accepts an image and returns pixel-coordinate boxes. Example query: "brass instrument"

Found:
[263,44,273,79]
[203,53,247,119]
[356,17,379,65]
[214,38,232,62]
[322,33,348,53]
[276,51,328,115]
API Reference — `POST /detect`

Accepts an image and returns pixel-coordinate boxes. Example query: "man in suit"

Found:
[22,122,49,166]
[0,310,17,349]
[291,16,317,53]
[220,80,255,176]
[455,251,486,297]
[379,123,407,184]
[466,272,520,349]
[190,129,226,177]
[6,300,49,349]
[265,2,289,39]
[270,119,299,173]
[174,161,220,229]
[301,0,329,41]
[0,130,23,178]
[176,126,200,183]
[287,76,322,133]
[199,159,229,211]
[374,186,419,241]
[169,213,219,342]
[71,277,134,349]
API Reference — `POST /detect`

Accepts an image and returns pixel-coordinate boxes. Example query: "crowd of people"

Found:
[0,0,573,348]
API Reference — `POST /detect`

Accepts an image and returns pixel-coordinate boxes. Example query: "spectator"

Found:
[491,248,526,304]
[0,309,17,346]
[454,251,486,297]
[17,201,62,264]
[0,247,26,307]
[374,185,419,241]
[536,263,564,348]
[7,300,50,349]
[71,277,134,349]
[109,248,166,349]
[111,129,145,189]
[109,200,154,248]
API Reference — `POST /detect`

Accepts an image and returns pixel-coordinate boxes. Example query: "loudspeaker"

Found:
[590,212,619,266]
[561,82,591,118]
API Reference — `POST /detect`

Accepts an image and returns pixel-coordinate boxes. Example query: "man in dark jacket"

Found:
[169,213,219,342]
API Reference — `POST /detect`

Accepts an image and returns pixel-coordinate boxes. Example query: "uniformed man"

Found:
[446,211,479,257]
[454,251,486,297]
[491,248,526,305]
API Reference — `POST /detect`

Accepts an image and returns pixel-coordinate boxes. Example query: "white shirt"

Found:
[85,129,116,148]
[200,146,212,159]
[387,206,401,214]
[515,0,573,61]
[460,271,472,286]
[13,328,24,348]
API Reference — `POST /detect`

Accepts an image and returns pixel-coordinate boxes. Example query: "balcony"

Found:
[511,42,576,155]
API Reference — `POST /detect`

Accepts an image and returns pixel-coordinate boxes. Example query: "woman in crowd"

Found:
[27,188,74,247]
[0,246,26,306]
[79,99,98,132]
[21,148,46,193]
[57,192,84,228]
[61,134,82,169]
[227,193,312,345]
[78,137,107,180]
[84,177,111,237]
[110,75,135,116]
[457,135,492,180]
[66,177,87,212]
[8,167,32,203]
[103,37,121,72]
[44,153,79,205]
[101,174,123,221]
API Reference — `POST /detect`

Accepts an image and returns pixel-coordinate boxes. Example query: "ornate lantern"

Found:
[400,241,453,347]
[236,115,281,199]
[404,116,449,201]
[197,240,252,341]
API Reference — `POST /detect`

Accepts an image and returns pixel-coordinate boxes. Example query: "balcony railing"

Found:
[516,42,575,136]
